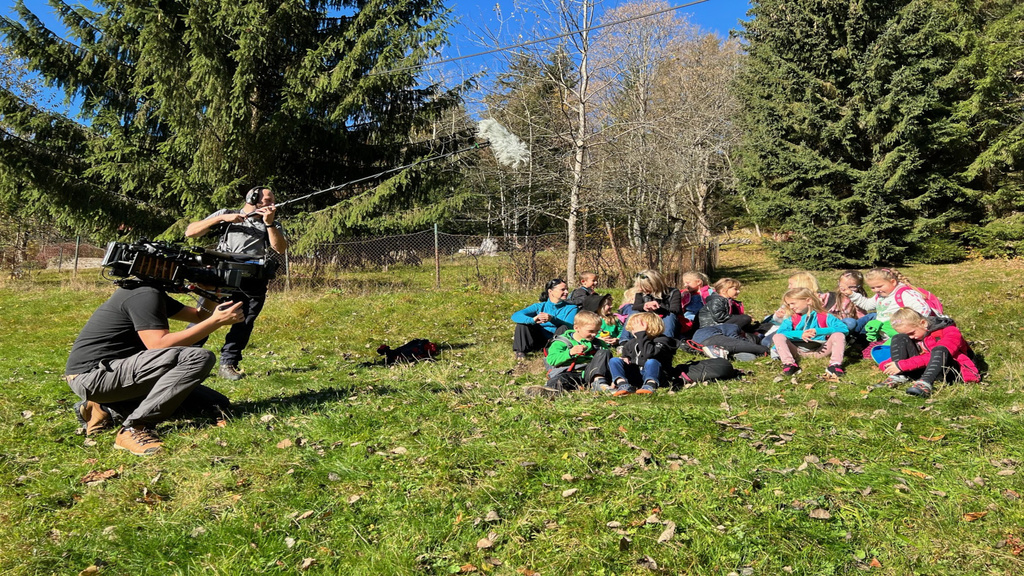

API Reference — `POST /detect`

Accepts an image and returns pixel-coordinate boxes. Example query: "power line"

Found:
[370,0,717,77]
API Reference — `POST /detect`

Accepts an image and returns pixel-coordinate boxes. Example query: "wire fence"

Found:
[2,227,719,291]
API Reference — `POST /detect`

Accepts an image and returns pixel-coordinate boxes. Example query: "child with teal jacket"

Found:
[771,288,849,379]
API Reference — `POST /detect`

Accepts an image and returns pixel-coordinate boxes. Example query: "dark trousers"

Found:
[544,349,613,391]
[195,280,268,367]
[514,323,555,354]
[68,347,217,428]
[220,282,268,367]
[889,336,959,385]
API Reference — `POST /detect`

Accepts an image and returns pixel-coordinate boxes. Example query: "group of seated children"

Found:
[761,268,976,396]
[512,266,978,399]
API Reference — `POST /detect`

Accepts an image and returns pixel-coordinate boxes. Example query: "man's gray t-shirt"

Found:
[207,209,285,256]
[65,286,185,375]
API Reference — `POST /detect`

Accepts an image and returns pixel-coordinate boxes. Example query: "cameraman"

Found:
[185,186,288,380]
[65,287,244,455]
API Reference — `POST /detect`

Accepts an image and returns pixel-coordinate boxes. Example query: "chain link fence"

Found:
[4,227,719,291]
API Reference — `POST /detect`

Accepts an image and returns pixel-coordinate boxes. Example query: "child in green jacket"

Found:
[524,311,614,397]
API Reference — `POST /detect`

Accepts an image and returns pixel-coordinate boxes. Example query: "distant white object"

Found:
[476,119,530,169]
[458,237,499,256]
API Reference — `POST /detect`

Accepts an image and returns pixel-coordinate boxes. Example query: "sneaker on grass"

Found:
[611,380,634,397]
[702,344,730,360]
[636,380,657,395]
[906,381,933,397]
[74,400,112,436]
[114,426,163,456]
[781,363,801,376]
[591,377,614,393]
[219,365,246,381]
[825,364,845,378]
[876,374,909,389]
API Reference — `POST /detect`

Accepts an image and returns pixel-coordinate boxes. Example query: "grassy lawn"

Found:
[1,246,1022,575]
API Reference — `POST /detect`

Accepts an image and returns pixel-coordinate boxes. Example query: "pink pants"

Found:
[772,332,846,366]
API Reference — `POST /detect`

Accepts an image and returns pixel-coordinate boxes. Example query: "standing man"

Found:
[186,186,288,380]
[66,286,244,455]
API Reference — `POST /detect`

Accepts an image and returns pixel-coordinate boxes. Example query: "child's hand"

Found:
[882,362,902,376]
[838,285,852,296]
[643,301,660,312]
[601,336,619,346]
[534,312,551,323]
[569,344,587,355]
[801,328,817,340]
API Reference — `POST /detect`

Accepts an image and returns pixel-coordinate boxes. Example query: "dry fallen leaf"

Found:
[78,566,101,576]
[561,488,578,498]
[276,439,293,449]
[919,434,945,442]
[460,564,477,573]
[296,510,315,521]
[476,538,493,549]
[347,494,361,504]
[901,469,929,480]
[299,558,316,570]
[484,510,501,522]
[390,446,408,455]
[963,511,988,522]
[869,558,882,568]
[657,521,676,543]
[808,508,832,520]
[81,469,120,485]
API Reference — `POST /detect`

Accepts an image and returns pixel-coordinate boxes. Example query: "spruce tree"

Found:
[0,0,463,243]
[736,0,989,266]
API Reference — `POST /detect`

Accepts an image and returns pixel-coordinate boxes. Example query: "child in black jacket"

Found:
[609,312,678,396]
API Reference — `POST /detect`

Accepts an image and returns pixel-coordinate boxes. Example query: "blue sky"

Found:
[8,0,752,114]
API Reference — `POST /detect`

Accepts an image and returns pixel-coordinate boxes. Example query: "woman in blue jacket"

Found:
[512,278,579,358]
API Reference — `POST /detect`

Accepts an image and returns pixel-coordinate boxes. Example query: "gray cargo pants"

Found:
[67,347,217,428]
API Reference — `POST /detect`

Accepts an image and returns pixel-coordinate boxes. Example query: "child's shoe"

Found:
[591,377,614,393]
[906,381,933,397]
[612,380,634,397]
[636,380,657,395]
[822,364,845,381]
[781,363,801,376]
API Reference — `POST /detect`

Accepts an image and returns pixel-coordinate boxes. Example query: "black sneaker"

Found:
[825,364,845,378]
[218,365,245,381]
[781,364,801,376]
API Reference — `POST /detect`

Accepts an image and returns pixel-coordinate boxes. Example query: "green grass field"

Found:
[1,246,1022,575]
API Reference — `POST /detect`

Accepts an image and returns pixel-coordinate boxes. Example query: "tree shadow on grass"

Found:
[713,264,782,286]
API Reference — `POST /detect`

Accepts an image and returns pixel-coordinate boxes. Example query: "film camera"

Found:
[101,240,275,301]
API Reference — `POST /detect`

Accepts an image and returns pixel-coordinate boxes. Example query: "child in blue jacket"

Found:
[771,287,849,379]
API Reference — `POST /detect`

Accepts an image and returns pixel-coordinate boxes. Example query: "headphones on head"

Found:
[245,186,269,205]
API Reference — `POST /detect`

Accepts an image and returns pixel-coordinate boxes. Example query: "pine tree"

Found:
[736,0,990,266]
[0,0,463,244]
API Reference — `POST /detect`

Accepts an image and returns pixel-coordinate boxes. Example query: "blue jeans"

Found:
[608,357,663,388]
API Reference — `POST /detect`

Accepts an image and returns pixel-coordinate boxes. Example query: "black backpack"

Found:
[377,339,438,364]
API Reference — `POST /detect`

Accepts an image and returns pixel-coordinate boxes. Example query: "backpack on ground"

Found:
[377,339,438,364]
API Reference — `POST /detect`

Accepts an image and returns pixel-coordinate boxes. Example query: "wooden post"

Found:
[284,252,291,291]
[434,223,441,289]
[605,222,629,286]
[73,236,81,278]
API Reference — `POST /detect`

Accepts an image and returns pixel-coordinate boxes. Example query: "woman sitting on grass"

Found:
[877,308,979,398]
[511,278,578,359]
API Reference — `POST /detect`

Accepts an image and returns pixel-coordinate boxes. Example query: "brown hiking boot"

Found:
[218,365,246,381]
[74,400,112,436]
[114,426,163,456]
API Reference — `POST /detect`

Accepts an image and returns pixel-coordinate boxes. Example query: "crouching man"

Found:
[64,285,243,455]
